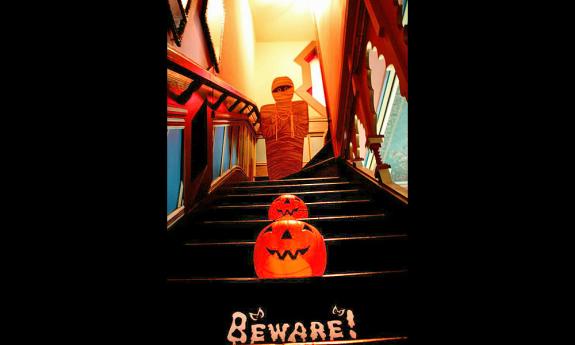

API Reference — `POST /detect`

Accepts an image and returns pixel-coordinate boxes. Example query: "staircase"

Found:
[165,158,408,344]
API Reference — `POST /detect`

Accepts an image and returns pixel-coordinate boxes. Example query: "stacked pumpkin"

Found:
[253,194,327,279]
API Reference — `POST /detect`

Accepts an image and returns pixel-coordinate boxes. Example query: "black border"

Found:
[9,0,554,343]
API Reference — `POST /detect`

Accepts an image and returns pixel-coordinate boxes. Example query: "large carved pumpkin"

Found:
[268,194,309,220]
[254,219,326,278]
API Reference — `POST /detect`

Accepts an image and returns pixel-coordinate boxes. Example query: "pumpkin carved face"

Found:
[254,219,326,278]
[268,194,309,220]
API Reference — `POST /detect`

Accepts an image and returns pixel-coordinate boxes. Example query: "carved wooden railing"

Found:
[167,47,261,130]
[333,0,407,198]
[167,46,260,227]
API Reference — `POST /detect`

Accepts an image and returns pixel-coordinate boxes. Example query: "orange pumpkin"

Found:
[254,219,327,278]
[268,194,309,220]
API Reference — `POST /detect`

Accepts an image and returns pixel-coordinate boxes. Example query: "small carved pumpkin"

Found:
[268,194,309,220]
[254,219,327,278]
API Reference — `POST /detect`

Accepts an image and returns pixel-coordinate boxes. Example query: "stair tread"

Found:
[211,190,367,205]
[201,213,386,224]
[234,176,341,185]
[167,235,407,277]
[198,199,382,221]
[212,199,372,209]
[169,213,404,242]
[167,269,407,282]
[165,159,408,342]
[165,269,408,341]
[229,181,352,189]
[224,189,361,198]
[181,233,407,246]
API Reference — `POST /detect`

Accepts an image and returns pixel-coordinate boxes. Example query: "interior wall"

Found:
[168,1,211,69]
[216,0,256,99]
[312,0,347,150]
[168,0,256,100]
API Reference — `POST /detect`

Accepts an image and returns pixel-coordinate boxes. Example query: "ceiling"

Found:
[248,0,317,42]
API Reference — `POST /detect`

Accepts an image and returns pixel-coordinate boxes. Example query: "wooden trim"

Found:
[208,165,247,194]
[167,46,260,128]
[294,41,328,118]
[364,0,384,36]
[363,0,407,99]
[210,93,227,110]
[331,0,366,158]
[310,5,336,157]
[167,206,185,229]
[229,337,408,345]
[183,233,406,247]
[168,269,407,282]
[219,126,227,177]
[343,159,407,204]
[300,157,337,173]
[167,46,258,108]
[213,117,257,141]
[228,98,242,112]
[167,106,188,114]
[174,79,202,104]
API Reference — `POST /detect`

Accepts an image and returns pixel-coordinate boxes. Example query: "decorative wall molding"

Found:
[209,165,247,194]
[294,41,328,118]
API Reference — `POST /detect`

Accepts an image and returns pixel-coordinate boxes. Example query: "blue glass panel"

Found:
[364,150,371,168]
[403,0,408,17]
[167,128,183,214]
[231,126,238,166]
[380,95,408,183]
[213,126,225,180]
[222,126,230,172]
[376,70,392,122]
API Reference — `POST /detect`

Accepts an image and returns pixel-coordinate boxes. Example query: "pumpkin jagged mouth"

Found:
[276,208,300,216]
[266,247,310,260]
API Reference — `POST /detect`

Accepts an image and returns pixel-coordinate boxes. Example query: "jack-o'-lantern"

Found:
[254,219,326,278]
[268,194,309,220]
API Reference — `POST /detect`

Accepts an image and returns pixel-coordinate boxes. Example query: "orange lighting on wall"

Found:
[252,0,326,15]
[206,0,226,65]
[309,0,330,17]
[309,55,326,106]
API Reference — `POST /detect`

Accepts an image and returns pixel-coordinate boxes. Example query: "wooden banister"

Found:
[167,46,261,125]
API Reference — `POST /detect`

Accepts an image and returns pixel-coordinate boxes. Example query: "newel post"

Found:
[367,135,392,184]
